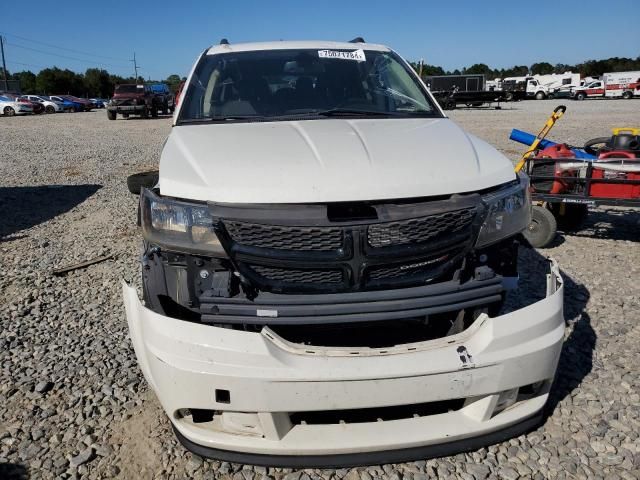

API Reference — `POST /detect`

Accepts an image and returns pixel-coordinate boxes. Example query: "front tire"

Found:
[151,106,158,118]
[622,91,632,99]
[524,205,557,248]
[45,105,56,114]
[3,106,15,116]
[107,110,117,120]
[127,171,159,194]
[535,91,546,100]
[575,92,586,100]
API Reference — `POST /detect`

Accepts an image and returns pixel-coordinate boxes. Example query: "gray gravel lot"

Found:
[1,100,639,480]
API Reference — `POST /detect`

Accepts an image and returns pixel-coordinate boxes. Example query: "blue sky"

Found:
[2,0,638,79]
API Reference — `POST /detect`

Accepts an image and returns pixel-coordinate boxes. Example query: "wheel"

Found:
[575,92,586,100]
[551,203,588,231]
[127,171,159,194]
[3,106,15,116]
[45,105,56,114]
[107,110,117,120]
[162,102,168,115]
[547,93,555,99]
[504,92,514,102]
[622,91,633,99]
[169,106,175,113]
[523,205,557,248]
[141,107,149,119]
[151,106,159,118]
[122,113,129,118]
[535,91,546,100]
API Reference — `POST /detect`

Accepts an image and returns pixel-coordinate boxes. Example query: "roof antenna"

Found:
[219,38,230,45]
[349,37,365,43]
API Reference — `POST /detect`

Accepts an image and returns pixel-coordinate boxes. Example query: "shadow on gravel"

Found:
[548,259,594,415]
[563,208,640,243]
[511,247,594,417]
[0,184,102,240]
[0,463,28,480]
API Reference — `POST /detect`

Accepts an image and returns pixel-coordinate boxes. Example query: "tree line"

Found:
[0,67,185,97]
[411,56,640,79]
[2,55,639,96]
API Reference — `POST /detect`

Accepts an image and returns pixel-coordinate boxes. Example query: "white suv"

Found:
[123,39,564,466]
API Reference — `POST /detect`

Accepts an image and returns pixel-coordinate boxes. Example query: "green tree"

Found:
[164,74,182,93]
[531,62,554,75]
[464,63,493,75]
[14,70,37,93]
[84,68,113,97]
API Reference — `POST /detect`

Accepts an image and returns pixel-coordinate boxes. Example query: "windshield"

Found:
[179,48,440,123]
[115,85,144,94]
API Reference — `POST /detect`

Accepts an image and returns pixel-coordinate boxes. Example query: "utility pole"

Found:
[1,35,9,92]
[131,52,139,82]
[418,58,424,78]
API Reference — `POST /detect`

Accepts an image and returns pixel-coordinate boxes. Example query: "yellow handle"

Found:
[612,127,640,135]
[515,105,567,172]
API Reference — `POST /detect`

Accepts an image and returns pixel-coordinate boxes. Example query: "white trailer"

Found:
[532,72,581,92]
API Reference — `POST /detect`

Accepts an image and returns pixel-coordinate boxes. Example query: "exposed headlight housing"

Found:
[140,188,226,256]
[476,173,531,247]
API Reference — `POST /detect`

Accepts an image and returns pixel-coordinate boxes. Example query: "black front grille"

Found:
[367,208,476,248]
[225,221,343,251]
[252,265,343,284]
[215,198,480,294]
[368,254,453,281]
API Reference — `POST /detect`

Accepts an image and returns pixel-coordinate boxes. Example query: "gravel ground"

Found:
[1,100,639,480]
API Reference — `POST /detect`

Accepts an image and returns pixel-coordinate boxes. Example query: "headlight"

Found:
[476,173,531,247]
[140,188,226,256]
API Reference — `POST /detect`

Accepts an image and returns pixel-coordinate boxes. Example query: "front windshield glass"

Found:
[179,48,439,123]
[115,85,144,94]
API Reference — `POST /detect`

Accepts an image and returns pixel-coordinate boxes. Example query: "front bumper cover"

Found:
[123,260,564,466]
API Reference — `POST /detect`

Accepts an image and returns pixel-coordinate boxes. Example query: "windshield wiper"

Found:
[311,108,434,118]
[314,108,398,117]
[179,115,266,124]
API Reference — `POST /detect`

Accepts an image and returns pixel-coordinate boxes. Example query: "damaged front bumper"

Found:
[122,260,564,467]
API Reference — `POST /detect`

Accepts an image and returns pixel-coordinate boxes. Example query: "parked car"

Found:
[107,84,163,119]
[90,98,107,108]
[55,95,93,111]
[2,93,44,114]
[148,83,175,114]
[0,95,33,115]
[123,39,564,466]
[547,85,574,99]
[174,81,185,108]
[49,95,83,112]
[21,95,65,113]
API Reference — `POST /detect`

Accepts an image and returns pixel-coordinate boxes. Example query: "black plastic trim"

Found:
[172,410,544,468]
[198,276,503,325]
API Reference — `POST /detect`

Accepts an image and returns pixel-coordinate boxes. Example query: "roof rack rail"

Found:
[349,37,365,43]
[219,38,229,45]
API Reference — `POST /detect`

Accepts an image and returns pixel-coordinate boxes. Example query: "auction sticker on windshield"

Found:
[318,49,366,62]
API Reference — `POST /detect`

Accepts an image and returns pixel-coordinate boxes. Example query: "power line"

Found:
[0,30,128,62]
[5,41,131,69]
[6,60,48,70]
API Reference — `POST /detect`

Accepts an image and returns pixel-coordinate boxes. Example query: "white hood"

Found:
[159,118,516,204]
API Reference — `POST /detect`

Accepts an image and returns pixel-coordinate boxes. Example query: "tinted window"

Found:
[179,48,439,123]
[115,85,145,94]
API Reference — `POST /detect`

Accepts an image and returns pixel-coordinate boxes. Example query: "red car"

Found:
[3,93,44,114]
[174,81,185,108]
